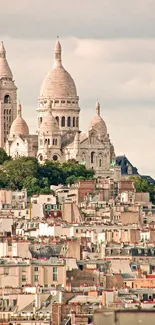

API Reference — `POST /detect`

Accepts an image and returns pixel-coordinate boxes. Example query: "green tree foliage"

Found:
[0,157,95,196]
[131,176,155,204]
[0,148,11,165]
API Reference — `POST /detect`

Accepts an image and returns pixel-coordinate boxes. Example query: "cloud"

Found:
[0,0,155,39]
[0,0,155,177]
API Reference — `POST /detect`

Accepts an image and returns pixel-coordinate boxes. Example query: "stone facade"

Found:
[2,39,117,177]
[0,42,17,147]
[36,39,116,176]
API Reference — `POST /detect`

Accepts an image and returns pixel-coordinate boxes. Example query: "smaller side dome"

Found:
[40,106,59,134]
[89,100,107,138]
[9,103,29,137]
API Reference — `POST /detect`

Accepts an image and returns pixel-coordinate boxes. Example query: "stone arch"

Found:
[56,116,59,125]
[4,94,11,104]
[91,151,95,164]
[53,138,58,145]
[53,154,58,161]
[67,116,71,127]
[61,116,65,127]
[99,153,103,168]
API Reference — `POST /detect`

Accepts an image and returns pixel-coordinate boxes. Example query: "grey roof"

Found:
[121,273,135,279]
[29,244,66,258]
[116,155,138,175]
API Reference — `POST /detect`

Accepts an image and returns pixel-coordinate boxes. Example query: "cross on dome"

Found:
[54,37,62,67]
[0,41,6,58]
[17,102,22,117]
[96,100,100,116]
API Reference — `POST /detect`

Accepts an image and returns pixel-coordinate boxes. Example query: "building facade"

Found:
[0,42,17,147]
[2,39,116,177]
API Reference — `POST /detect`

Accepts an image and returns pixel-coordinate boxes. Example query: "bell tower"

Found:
[0,42,17,147]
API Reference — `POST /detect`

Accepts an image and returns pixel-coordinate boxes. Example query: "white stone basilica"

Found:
[0,39,117,177]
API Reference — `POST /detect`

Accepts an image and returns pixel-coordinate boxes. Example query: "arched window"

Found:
[53,155,58,161]
[91,152,95,164]
[61,116,65,127]
[73,117,75,127]
[67,116,71,127]
[48,139,50,145]
[40,117,42,123]
[99,153,102,167]
[4,95,11,104]
[53,139,57,145]
[56,116,59,125]
[82,152,86,161]
[76,117,79,127]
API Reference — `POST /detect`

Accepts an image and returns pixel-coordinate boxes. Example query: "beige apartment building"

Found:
[0,259,66,288]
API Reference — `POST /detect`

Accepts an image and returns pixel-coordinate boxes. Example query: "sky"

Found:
[1,0,155,177]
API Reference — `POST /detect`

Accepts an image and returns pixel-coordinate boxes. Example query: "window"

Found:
[53,139,57,145]
[34,275,39,282]
[67,116,71,127]
[61,100,65,104]
[61,116,65,127]
[48,139,50,145]
[22,267,26,273]
[34,267,38,272]
[4,267,9,275]
[53,155,58,161]
[55,100,59,104]
[76,117,79,127]
[40,117,42,123]
[73,117,75,127]
[53,267,58,281]
[47,198,50,202]
[56,116,59,125]
[91,152,95,164]
[22,275,26,282]
[4,95,11,104]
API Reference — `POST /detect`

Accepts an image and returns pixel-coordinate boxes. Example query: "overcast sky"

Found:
[1,0,155,177]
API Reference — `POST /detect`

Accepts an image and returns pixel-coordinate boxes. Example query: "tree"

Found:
[0,148,11,165]
[66,175,77,185]
[3,157,39,190]
[0,157,95,196]
[131,176,155,204]
[0,169,8,188]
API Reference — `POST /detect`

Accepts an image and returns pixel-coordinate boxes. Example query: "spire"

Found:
[0,42,6,58]
[0,41,13,78]
[96,100,100,116]
[54,36,62,67]
[17,102,22,117]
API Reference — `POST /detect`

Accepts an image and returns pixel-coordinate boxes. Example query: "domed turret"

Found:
[40,38,77,99]
[40,104,59,135]
[89,101,107,138]
[9,103,29,137]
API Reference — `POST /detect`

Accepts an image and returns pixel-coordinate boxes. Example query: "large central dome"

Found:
[40,40,77,99]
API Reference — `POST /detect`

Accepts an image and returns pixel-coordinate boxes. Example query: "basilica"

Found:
[0,39,118,178]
